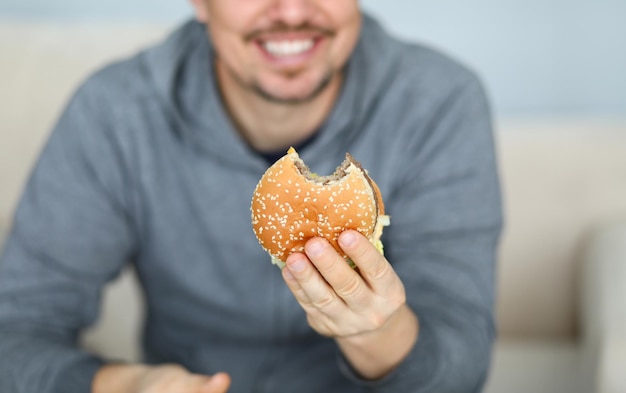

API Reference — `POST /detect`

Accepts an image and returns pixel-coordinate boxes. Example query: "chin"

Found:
[254,70,336,104]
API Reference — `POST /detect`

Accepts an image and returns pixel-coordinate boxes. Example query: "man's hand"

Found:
[282,230,419,379]
[92,363,231,393]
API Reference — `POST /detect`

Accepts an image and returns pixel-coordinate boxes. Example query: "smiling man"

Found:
[0,1,502,393]
[194,0,362,153]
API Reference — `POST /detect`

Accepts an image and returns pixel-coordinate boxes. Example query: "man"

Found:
[0,1,502,392]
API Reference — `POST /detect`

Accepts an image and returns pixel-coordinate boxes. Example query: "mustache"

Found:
[244,24,335,42]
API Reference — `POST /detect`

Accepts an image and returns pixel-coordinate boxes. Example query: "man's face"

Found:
[191,0,361,104]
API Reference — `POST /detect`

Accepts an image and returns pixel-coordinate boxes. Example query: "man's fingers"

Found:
[284,252,346,316]
[183,373,212,391]
[303,238,370,306]
[282,235,406,338]
[282,256,313,306]
[200,372,231,393]
[338,231,396,292]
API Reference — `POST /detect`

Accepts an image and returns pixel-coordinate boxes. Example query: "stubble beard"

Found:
[225,63,338,105]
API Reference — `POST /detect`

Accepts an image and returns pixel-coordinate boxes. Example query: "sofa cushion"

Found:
[484,340,590,393]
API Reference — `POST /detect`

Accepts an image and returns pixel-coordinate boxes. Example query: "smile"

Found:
[263,39,315,58]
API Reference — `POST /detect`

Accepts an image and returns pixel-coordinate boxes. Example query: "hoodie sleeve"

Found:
[0,75,137,393]
[337,73,503,392]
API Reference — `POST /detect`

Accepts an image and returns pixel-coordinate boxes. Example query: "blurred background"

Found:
[1,1,625,392]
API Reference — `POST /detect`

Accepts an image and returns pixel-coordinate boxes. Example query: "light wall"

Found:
[1,0,625,118]
[360,1,626,119]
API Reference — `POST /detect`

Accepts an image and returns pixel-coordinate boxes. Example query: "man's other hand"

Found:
[93,363,231,393]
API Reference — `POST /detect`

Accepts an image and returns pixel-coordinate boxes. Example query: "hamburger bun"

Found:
[251,147,390,268]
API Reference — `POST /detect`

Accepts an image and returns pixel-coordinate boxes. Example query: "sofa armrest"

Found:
[580,221,626,393]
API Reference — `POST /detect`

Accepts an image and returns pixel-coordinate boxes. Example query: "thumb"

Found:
[200,372,231,392]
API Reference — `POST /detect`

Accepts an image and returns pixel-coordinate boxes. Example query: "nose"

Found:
[270,0,313,27]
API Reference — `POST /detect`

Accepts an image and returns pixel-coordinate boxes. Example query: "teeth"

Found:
[263,40,314,57]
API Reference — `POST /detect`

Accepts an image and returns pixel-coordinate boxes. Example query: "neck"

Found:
[215,62,343,153]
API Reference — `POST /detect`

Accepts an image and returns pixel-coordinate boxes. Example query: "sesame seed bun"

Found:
[251,147,390,268]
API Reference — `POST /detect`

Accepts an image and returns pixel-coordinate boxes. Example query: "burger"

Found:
[251,147,390,268]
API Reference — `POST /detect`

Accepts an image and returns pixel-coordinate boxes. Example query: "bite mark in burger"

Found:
[251,147,390,268]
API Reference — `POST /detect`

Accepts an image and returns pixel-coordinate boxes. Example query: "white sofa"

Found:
[1,22,626,393]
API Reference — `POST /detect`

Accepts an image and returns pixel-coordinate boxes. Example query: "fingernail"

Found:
[306,240,325,257]
[288,257,306,273]
[340,231,357,248]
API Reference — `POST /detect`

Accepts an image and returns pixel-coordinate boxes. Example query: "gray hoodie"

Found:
[0,15,502,393]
